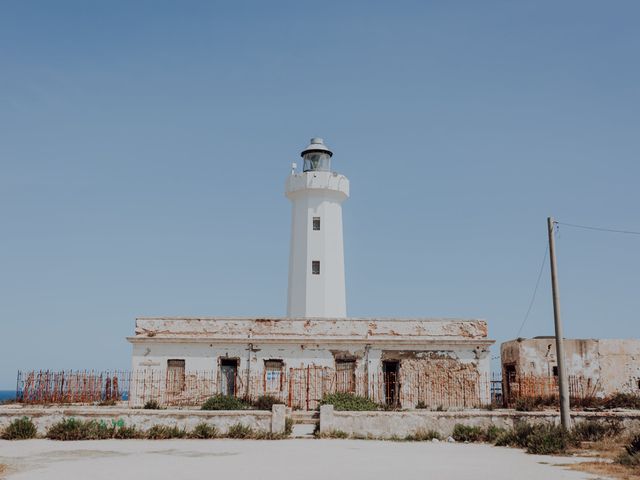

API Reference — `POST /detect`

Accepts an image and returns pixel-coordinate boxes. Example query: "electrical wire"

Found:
[555,221,640,236]
[516,243,549,338]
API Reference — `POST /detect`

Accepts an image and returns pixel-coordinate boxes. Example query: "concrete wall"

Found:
[501,338,640,397]
[130,341,492,407]
[132,342,489,376]
[319,405,640,438]
[0,405,285,435]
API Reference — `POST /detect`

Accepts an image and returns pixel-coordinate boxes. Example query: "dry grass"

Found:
[0,464,8,478]
[568,461,640,480]
[564,435,640,480]
[570,437,624,459]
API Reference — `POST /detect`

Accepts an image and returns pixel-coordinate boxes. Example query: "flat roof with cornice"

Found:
[128,317,494,346]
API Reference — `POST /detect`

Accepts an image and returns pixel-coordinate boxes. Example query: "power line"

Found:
[516,243,549,338]
[556,221,640,236]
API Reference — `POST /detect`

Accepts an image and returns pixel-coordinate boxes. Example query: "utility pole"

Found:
[547,217,571,429]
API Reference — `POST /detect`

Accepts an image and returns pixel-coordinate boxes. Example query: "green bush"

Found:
[226,423,254,439]
[493,422,573,455]
[112,425,141,439]
[494,421,537,448]
[484,425,506,443]
[604,393,640,410]
[415,401,428,409]
[191,423,218,439]
[284,417,293,436]
[1,417,37,440]
[143,400,161,410]
[452,424,484,442]
[571,420,622,442]
[514,395,557,412]
[319,429,349,439]
[618,433,640,466]
[45,418,139,441]
[46,418,113,440]
[320,393,379,411]
[252,395,280,411]
[201,395,250,411]
[146,425,187,439]
[405,429,440,441]
[524,424,573,455]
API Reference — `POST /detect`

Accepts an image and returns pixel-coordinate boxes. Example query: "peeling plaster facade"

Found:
[501,337,640,396]
[128,317,494,406]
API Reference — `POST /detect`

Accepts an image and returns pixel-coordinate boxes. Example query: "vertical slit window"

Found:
[313,217,321,230]
[312,260,320,275]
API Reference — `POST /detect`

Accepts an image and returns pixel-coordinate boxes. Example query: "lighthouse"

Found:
[286,138,349,318]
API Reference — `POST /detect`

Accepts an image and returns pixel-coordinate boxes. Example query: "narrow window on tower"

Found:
[312,260,320,275]
[313,217,321,231]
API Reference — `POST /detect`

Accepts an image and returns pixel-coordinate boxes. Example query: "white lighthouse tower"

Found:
[286,138,349,318]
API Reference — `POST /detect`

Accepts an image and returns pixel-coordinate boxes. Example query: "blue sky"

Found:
[1,1,639,388]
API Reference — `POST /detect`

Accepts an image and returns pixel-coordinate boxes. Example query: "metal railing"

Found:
[15,369,610,410]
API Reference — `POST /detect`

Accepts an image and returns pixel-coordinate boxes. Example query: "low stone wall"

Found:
[0,405,285,435]
[319,406,640,438]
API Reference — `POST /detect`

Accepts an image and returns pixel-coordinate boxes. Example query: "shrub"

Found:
[226,423,254,439]
[493,421,573,454]
[494,421,537,448]
[618,433,640,466]
[415,401,428,409]
[571,420,622,442]
[405,429,440,441]
[112,425,141,439]
[524,424,573,455]
[514,395,557,412]
[2,417,37,440]
[484,425,506,443]
[46,418,112,441]
[46,418,141,441]
[252,395,281,411]
[319,429,349,439]
[191,423,218,439]
[452,424,484,442]
[144,400,161,410]
[201,395,250,411]
[284,417,293,436]
[604,393,640,410]
[146,425,187,439]
[98,399,117,407]
[320,393,379,411]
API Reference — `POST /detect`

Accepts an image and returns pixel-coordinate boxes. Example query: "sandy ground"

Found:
[0,439,606,480]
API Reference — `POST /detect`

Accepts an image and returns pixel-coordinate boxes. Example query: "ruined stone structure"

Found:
[128,138,494,408]
[501,337,640,398]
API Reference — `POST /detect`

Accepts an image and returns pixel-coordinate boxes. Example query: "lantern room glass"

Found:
[302,151,331,172]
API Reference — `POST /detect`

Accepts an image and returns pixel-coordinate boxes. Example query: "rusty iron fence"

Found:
[16,370,129,404]
[501,373,600,407]
[16,369,602,410]
[16,368,493,409]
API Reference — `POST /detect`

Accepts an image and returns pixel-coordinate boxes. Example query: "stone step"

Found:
[291,423,316,438]
[290,411,319,424]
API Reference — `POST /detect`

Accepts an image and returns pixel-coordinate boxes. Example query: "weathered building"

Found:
[128,139,494,409]
[501,337,640,399]
[129,316,492,408]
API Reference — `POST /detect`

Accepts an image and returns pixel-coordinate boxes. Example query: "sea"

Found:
[0,390,16,402]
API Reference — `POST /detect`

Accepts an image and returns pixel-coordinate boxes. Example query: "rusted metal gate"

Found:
[287,366,330,410]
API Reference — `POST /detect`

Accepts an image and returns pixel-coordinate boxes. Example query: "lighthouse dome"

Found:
[301,137,333,172]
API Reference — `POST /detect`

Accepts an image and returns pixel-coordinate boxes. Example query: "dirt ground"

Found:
[0,439,607,480]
